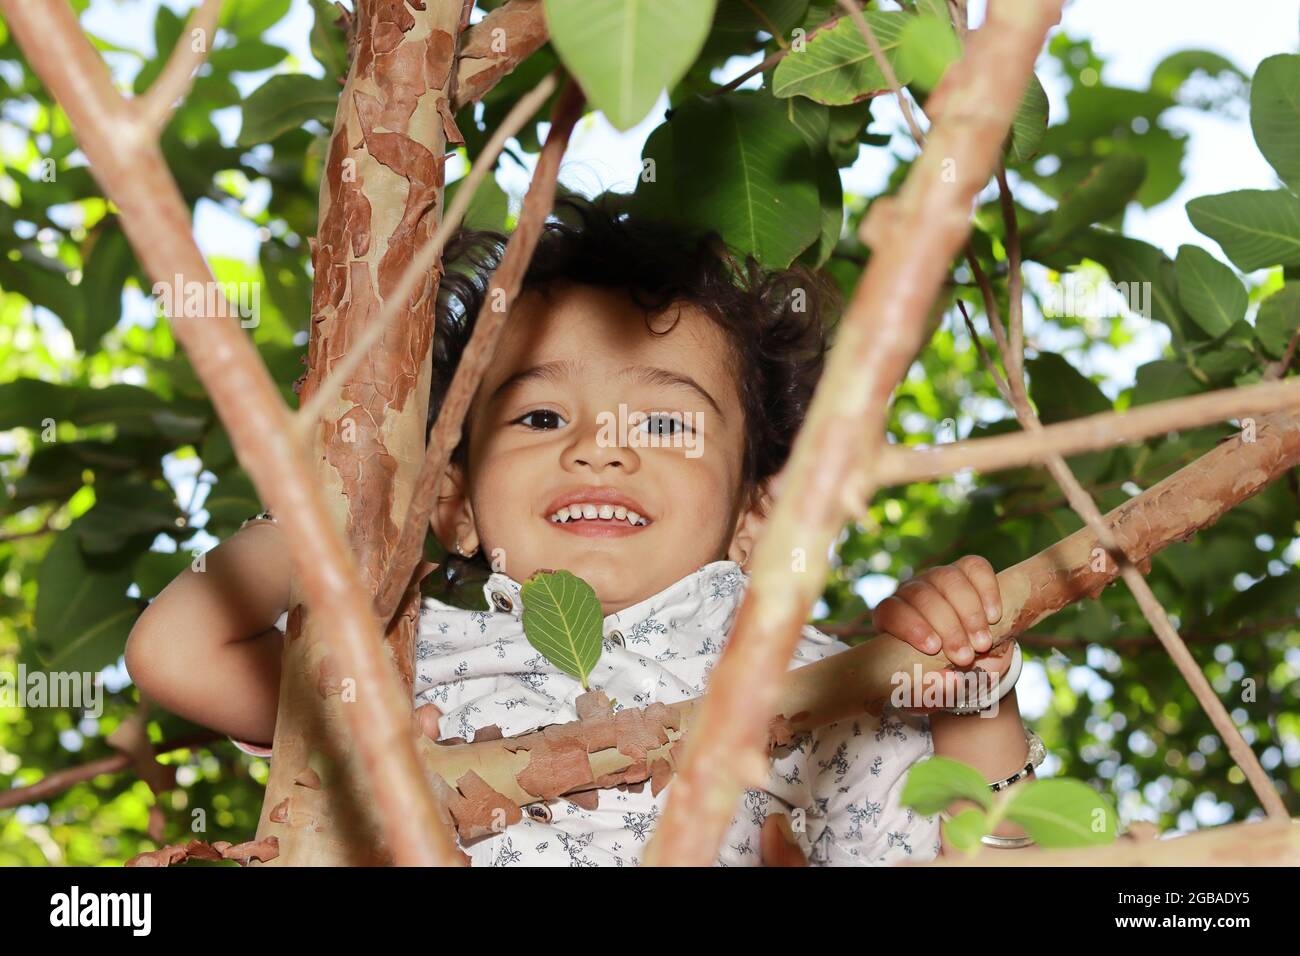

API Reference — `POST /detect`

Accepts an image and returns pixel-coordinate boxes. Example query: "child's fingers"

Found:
[954,554,1002,625]
[414,702,444,740]
[925,563,995,654]
[881,578,973,666]
[873,592,945,655]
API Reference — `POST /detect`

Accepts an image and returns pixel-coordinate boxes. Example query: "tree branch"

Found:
[874,375,1300,486]
[0,0,461,866]
[136,0,222,132]
[450,0,550,111]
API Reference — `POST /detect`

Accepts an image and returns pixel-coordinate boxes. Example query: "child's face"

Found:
[435,279,766,614]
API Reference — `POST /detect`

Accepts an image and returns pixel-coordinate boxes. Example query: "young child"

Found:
[126,195,1037,866]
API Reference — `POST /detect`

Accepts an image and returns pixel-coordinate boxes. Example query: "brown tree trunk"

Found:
[253,0,468,866]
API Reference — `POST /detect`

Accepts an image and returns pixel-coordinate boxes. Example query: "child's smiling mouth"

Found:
[544,488,654,537]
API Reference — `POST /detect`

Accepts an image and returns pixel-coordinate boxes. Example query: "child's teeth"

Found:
[550,503,649,525]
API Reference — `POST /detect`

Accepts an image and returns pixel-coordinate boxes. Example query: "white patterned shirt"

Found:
[412,559,942,867]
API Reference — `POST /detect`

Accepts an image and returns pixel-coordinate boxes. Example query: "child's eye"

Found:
[512,408,568,430]
[639,412,691,436]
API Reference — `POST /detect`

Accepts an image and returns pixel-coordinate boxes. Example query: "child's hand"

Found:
[872,556,1004,668]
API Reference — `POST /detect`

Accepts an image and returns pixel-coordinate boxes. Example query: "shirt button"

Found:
[490,590,514,613]
[607,629,625,648]
[525,802,552,824]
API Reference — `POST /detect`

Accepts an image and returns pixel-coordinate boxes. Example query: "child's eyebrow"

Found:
[487,360,725,421]
[624,365,724,420]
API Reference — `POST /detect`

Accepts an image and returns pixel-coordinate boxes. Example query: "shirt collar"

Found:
[481,559,746,627]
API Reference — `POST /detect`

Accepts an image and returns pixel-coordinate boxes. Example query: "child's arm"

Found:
[124,520,292,747]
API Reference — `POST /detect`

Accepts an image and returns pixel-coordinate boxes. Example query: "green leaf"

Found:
[133,550,194,601]
[1150,49,1246,102]
[1255,282,1300,358]
[1250,54,1300,193]
[771,11,911,106]
[1007,74,1049,164]
[34,525,139,673]
[520,570,604,689]
[1071,231,1199,348]
[1004,779,1118,848]
[309,0,350,79]
[0,379,77,430]
[543,0,717,131]
[1030,155,1146,254]
[669,92,822,268]
[1131,360,1202,407]
[713,0,810,37]
[1026,353,1112,424]
[80,222,135,352]
[209,40,290,74]
[445,174,510,232]
[238,74,340,147]
[1186,189,1300,271]
[942,808,988,853]
[897,13,959,91]
[900,756,992,814]
[221,0,292,39]
[77,481,182,555]
[1174,244,1247,336]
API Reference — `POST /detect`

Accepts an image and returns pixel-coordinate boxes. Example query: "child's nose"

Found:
[561,417,640,473]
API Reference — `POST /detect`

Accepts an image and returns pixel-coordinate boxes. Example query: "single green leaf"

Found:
[445,173,511,232]
[543,0,717,131]
[942,808,988,853]
[238,74,339,147]
[209,40,289,74]
[77,481,182,555]
[80,222,135,352]
[1004,779,1118,848]
[713,0,810,37]
[520,570,604,689]
[900,756,993,814]
[309,0,350,79]
[1150,49,1246,102]
[1255,282,1300,357]
[771,11,911,106]
[897,13,960,92]
[1071,231,1199,348]
[1186,189,1300,271]
[1007,74,1049,164]
[221,0,292,39]
[1250,54,1300,193]
[1026,353,1112,424]
[34,526,139,673]
[1174,244,1247,336]
[670,91,822,268]
[1031,155,1147,254]
[1131,360,1202,408]
[0,379,77,430]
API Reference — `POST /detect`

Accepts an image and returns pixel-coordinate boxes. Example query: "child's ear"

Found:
[431,462,479,557]
[727,478,776,570]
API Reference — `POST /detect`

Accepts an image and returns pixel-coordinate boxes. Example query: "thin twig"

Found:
[137,0,222,132]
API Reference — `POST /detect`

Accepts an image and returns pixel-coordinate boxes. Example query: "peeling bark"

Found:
[256,0,467,867]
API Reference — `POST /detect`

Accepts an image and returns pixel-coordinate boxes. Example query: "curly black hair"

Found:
[431,193,841,574]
